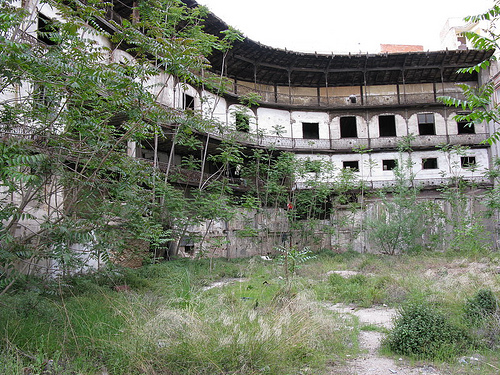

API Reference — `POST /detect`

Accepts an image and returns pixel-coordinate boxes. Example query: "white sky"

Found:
[197,0,494,53]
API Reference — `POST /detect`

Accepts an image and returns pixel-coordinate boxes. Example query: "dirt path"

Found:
[327,304,439,375]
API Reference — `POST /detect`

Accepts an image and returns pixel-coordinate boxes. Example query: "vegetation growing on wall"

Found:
[0,0,243,287]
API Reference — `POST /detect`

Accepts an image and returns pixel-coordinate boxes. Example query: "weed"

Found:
[326,272,391,307]
[464,288,499,325]
[359,324,389,334]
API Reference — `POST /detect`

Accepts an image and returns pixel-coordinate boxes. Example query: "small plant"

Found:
[276,246,316,276]
[385,301,470,360]
[465,288,498,325]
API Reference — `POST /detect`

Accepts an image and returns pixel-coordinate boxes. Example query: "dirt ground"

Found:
[326,303,440,375]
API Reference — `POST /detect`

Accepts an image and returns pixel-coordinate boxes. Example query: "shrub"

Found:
[385,302,470,360]
[464,289,500,349]
[464,288,498,325]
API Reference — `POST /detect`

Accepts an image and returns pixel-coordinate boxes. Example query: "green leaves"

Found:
[0,0,239,276]
[439,3,500,145]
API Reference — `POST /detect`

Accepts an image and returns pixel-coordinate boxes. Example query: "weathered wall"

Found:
[175,188,498,258]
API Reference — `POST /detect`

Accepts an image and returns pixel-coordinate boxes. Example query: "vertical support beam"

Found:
[401,68,406,104]
[254,63,258,92]
[363,70,368,105]
[288,69,292,105]
[328,112,333,150]
[317,87,321,106]
[325,71,329,106]
[440,68,450,143]
[274,83,278,103]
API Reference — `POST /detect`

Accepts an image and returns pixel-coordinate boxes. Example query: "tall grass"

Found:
[119,289,355,374]
[0,257,355,374]
[1,251,499,374]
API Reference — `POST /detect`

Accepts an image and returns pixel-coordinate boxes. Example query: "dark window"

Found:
[457,120,475,134]
[38,13,58,45]
[302,122,319,139]
[461,156,476,168]
[379,115,397,137]
[418,113,435,135]
[343,161,359,171]
[183,94,195,110]
[235,112,250,132]
[348,95,357,104]
[340,117,357,138]
[382,159,397,171]
[422,158,438,169]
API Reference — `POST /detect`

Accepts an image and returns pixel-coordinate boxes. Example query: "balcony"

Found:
[140,159,250,191]
[233,81,468,109]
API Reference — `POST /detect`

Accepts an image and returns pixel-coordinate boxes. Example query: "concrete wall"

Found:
[175,188,497,258]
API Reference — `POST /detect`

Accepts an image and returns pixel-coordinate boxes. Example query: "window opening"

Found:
[343,161,359,171]
[38,13,58,45]
[379,115,397,137]
[461,156,476,168]
[235,112,250,132]
[457,120,475,134]
[417,113,435,135]
[183,94,195,110]
[302,122,319,139]
[422,158,438,169]
[382,159,397,170]
[340,116,357,138]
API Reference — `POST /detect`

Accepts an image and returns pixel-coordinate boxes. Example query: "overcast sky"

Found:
[197,0,494,53]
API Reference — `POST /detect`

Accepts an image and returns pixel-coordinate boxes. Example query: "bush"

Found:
[464,288,498,325]
[385,302,470,360]
[464,289,500,349]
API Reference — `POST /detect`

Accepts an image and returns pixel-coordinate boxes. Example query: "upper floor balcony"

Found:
[227,80,471,110]
[237,133,489,152]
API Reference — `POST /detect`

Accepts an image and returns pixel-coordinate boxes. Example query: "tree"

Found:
[0,0,236,288]
[439,2,500,143]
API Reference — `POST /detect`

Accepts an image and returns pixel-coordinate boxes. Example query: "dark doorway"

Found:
[340,117,357,138]
[379,115,397,137]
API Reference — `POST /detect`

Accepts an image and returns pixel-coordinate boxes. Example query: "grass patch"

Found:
[1,251,499,374]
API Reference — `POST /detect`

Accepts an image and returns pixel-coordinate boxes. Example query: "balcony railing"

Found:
[217,132,489,152]
[234,83,467,109]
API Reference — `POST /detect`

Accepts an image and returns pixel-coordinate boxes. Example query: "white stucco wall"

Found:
[256,107,291,136]
[291,111,329,139]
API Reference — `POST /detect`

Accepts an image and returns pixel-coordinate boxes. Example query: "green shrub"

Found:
[464,288,498,324]
[385,301,470,360]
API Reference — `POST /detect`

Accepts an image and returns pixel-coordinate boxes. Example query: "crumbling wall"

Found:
[175,188,498,258]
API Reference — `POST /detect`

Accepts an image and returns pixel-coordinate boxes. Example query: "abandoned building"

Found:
[3,0,500,265]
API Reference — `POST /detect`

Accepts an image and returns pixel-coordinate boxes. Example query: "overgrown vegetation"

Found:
[2,1,500,373]
[1,251,500,374]
[385,301,471,360]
